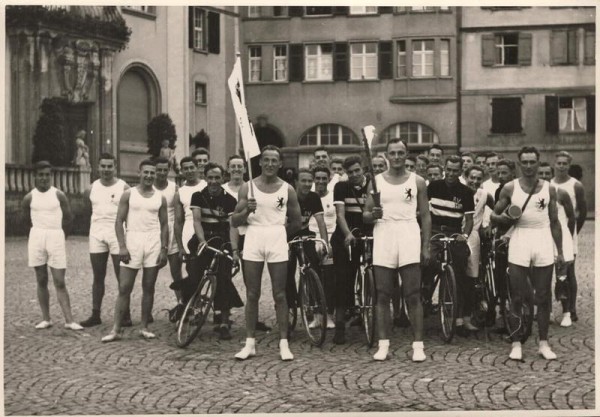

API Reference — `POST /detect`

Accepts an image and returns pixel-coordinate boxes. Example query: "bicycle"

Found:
[502,244,533,344]
[427,233,460,343]
[471,237,506,330]
[287,235,329,347]
[176,241,240,348]
[349,229,377,348]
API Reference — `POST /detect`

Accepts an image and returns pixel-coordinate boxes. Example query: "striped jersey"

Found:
[333,177,372,236]
[427,179,474,229]
[189,186,237,240]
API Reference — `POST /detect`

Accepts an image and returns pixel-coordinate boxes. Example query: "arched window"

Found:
[299,124,358,146]
[380,122,439,145]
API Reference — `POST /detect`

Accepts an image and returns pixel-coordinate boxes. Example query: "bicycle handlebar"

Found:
[430,233,462,242]
[183,243,241,276]
[288,235,330,256]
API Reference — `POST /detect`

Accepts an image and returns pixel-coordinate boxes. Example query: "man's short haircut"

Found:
[330,157,344,166]
[426,163,443,173]
[204,162,225,176]
[261,145,282,159]
[554,150,573,163]
[466,165,485,177]
[34,160,52,172]
[313,166,331,178]
[428,144,443,154]
[372,155,388,167]
[314,146,328,156]
[461,152,476,161]
[406,155,417,164]
[518,146,540,161]
[476,152,489,160]
[139,159,156,170]
[297,167,314,177]
[386,138,409,153]
[568,164,583,180]
[154,156,170,165]
[98,152,116,162]
[191,147,210,159]
[416,154,429,164]
[485,152,500,161]
[538,162,554,176]
[445,154,463,168]
[343,155,363,170]
[180,156,196,167]
[497,159,516,171]
[227,154,245,165]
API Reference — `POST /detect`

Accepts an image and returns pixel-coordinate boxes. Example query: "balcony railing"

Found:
[5,164,91,195]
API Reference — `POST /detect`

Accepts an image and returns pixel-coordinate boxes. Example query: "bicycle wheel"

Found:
[299,268,327,346]
[176,274,216,348]
[484,264,497,327]
[362,267,377,347]
[439,264,458,343]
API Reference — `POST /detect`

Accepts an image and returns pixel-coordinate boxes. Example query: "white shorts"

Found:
[373,221,421,269]
[123,231,161,269]
[554,223,574,263]
[508,227,555,268]
[466,231,480,278]
[182,221,195,255]
[89,223,119,255]
[243,225,288,263]
[28,227,66,269]
[167,223,179,255]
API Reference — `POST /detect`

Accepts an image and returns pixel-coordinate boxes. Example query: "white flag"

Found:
[228,57,260,159]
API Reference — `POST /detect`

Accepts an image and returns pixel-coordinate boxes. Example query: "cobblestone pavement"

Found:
[4,223,595,414]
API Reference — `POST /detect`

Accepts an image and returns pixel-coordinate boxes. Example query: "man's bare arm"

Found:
[574,181,587,232]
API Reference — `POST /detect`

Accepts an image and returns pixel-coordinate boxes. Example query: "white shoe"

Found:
[509,342,522,360]
[373,339,390,361]
[463,319,479,331]
[560,312,572,327]
[326,315,335,329]
[308,315,321,329]
[412,341,426,362]
[538,342,557,360]
[35,320,53,329]
[279,339,294,361]
[235,338,256,360]
[64,322,84,331]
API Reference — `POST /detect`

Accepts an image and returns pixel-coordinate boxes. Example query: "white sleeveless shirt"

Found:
[247,180,287,227]
[511,179,550,229]
[179,181,207,224]
[126,187,162,233]
[309,191,336,235]
[31,186,62,229]
[90,179,127,225]
[154,180,176,223]
[551,177,577,211]
[375,172,418,222]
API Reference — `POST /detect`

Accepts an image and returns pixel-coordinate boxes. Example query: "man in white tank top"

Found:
[22,161,83,330]
[154,157,184,313]
[232,146,303,361]
[81,153,131,328]
[102,160,169,342]
[491,146,564,361]
[174,157,207,257]
[364,139,431,362]
[551,151,587,325]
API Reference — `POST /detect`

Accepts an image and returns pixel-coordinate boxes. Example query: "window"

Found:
[495,33,519,65]
[412,40,434,77]
[123,6,156,14]
[273,45,288,82]
[305,44,333,81]
[440,40,450,76]
[382,122,439,145]
[551,29,578,65]
[349,6,378,14]
[397,41,407,77]
[248,46,262,82]
[248,6,261,18]
[195,83,206,105]
[350,43,377,80]
[273,6,288,17]
[193,8,206,50]
[411,6,436,12]
[558,97,587,132]
[491,97,522,134]
[305,7,332,16]
[299,124,358,146]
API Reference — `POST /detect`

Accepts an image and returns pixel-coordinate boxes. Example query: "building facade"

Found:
[240,6,459,167]
[460,6,595,210]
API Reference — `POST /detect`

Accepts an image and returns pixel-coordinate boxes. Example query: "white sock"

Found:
[373,339,390,361]
[279,339,294,361]
[412,341,426,362]
[509,341,522,360]
[234,338,256,360]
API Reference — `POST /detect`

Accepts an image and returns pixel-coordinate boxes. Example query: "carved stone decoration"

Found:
[100,49,114,92]
[56,38,99,103]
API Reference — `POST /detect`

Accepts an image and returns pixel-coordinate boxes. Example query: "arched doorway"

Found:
[117,64,160,181]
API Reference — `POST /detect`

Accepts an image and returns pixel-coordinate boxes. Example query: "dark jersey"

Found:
[190,187,237,240]
[333,178,372,237]
[427,179,475,229]
[298,191,324,232]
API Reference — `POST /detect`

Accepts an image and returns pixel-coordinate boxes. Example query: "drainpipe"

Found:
[456,6,462,153]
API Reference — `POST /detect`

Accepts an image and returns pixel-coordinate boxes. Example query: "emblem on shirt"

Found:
[453,197,462,209]
[405,188,413,200]
[276,197,285,209]
[536,198,546,210]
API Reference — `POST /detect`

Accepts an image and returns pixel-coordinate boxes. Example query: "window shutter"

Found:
[333,42,348,81]
[288,7,303,17]
[584,30,595,65]
[188,7,195,49]
[545,96,559,134]
[289,44,304,82]
[550,30,567,65]
[518,32,532,66]
[207,12,220,54]
[586,95,595,133]
[333,7,348,15]
[378,41,393,79]
[481,34,495,66]
[379,7,393,14]
[567,29,578,64]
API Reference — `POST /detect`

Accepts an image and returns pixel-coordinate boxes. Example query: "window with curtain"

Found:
[559,97,587,132]
[305,44,333,81]
[412,40,434,77]
[248,46,262,82]
[299,124,358,146]
[350,43,378,80]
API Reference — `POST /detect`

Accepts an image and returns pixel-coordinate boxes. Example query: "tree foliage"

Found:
[32,98,67,166]
[190,129,210,150]
[147,113,177,157]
